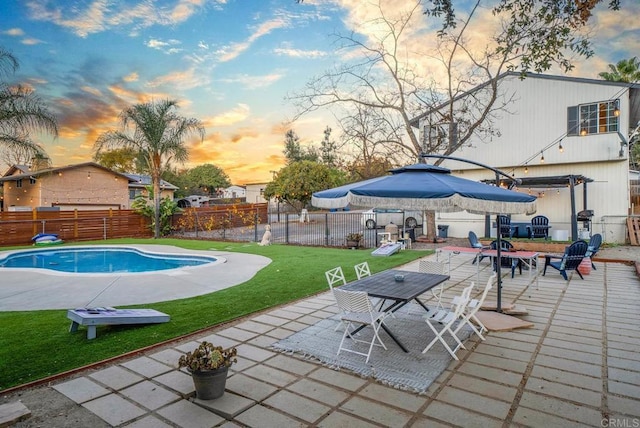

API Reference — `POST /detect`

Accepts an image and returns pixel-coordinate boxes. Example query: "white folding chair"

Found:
[354,262,371,280]
[422,285,473,360]
[418,260,448,310]
[454,274,495,341]
[325,267,347,331]
[325,266,346,289]
[333,288,389,363]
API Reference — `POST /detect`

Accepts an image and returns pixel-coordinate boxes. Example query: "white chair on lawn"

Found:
[333,288,389,363]
[418,260,448,311]
[325,267,347,331]
[453,274,495,341]
[354,262,371,280]
[422,284,473,360]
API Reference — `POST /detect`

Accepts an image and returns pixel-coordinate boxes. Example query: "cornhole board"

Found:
[371,243,402,256]
[67,307,170,339]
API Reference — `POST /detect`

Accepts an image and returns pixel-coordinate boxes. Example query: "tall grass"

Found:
[0,238,428,390]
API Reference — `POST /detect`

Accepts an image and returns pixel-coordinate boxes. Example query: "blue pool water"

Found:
[0,247,217,273]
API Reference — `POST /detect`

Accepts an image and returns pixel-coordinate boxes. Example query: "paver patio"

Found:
[2,252,640,427]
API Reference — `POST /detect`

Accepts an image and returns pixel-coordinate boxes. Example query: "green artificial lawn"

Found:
[0,238,430,390]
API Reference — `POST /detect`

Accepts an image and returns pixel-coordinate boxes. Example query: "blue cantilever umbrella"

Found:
[312,164,536,214]
[312,163,537,314]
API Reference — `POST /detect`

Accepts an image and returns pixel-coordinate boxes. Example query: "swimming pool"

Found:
[0,247,218,273]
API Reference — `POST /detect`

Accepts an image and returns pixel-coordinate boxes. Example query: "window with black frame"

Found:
[567,99,619,136]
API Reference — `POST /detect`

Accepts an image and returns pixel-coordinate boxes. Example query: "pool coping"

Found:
[0,244,272,311]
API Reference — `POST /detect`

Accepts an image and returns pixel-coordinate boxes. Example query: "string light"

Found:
[524,165,528,174]
[540,151,545,163]
[558,141,564,153]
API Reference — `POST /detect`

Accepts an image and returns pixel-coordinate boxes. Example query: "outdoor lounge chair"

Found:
[543,240,589,280]
[585,233,602,270]
[333,288,389,363]
[530,215,550,239]
[468,231,490,264]
[490,240,522,278]
[497,215,513,238]
[422,284,473,360]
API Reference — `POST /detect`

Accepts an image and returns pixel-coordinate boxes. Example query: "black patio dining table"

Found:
[341,269,450,352]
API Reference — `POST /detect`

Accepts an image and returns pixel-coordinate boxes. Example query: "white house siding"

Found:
[418,74,632,243]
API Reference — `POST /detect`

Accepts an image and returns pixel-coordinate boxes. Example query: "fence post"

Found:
[103,218,107,240]
[285,214,289,244]
[325,213,329,246]
[254,212,259,242]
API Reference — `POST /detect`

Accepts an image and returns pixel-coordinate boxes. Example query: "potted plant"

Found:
[346,232,363,249]
[178,341,238,400]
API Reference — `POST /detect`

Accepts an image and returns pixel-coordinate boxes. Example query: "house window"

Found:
[29,177,36,185]
[16,179,22,188]
[129,189,144,200]
[567,100,619,136]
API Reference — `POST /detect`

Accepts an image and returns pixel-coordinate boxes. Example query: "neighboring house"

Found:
[245,183,268,204]
[123,173,178,207]
[0,162,131,211]
[411,72,640,244]
[221,185,246,199]
[0,162,178,211]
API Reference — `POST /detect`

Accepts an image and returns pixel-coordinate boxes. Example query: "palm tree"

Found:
[598,57,640,83]
[95,99,205,238]
[0,47,57,161]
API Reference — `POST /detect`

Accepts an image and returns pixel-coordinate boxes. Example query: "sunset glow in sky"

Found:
[2,0,639,184]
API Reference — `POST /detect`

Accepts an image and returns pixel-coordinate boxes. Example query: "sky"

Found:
[1,0,639,185]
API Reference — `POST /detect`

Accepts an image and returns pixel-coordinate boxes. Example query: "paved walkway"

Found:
[3,253,640,427]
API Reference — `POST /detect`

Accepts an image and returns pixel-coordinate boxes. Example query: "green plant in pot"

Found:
[178,341,238,400]
[346,232,363,248]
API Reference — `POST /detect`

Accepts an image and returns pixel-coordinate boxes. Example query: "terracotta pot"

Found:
[189,366,228,400]
[578,257,592,276]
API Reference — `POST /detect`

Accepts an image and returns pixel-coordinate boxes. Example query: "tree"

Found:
[0,47,57,162]
[185,163,231,196]
[319,126,338,167]
[131,185,180,236]
[425,0,621,74]
[599,57,640,83]
[263,160,347,212]
[93,147,142,172]
[95,99,204,238]
[283,129,318,163]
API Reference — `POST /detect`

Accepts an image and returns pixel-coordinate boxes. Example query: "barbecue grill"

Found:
[577,209,594,234]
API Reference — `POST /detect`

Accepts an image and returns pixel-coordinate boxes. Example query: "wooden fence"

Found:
[0,203,268,247]
[0,209,151,247]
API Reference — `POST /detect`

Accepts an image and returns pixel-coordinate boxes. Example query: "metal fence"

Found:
[175,210,421,249]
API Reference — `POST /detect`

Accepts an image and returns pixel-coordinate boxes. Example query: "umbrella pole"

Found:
[495,172,503,313]
[496,214,503,313]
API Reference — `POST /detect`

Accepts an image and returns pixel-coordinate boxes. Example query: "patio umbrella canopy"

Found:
[312,163,537,315]
[312,164,537,215]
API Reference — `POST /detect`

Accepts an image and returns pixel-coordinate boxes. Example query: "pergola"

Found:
[485,174,594,240]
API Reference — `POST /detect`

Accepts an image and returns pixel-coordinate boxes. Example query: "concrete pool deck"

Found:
[0,244,271,311]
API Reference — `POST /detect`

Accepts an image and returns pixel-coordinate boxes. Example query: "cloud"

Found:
[25,0,213,38]
[218,16,290,62]
[123,72,138,83]
[145,38,183,54]
[219,73,284,89]
[146,67,209,90]
[204,104,251,127]
[22,38,44,45]
[3,28,25,36]
[273,47,327,58]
